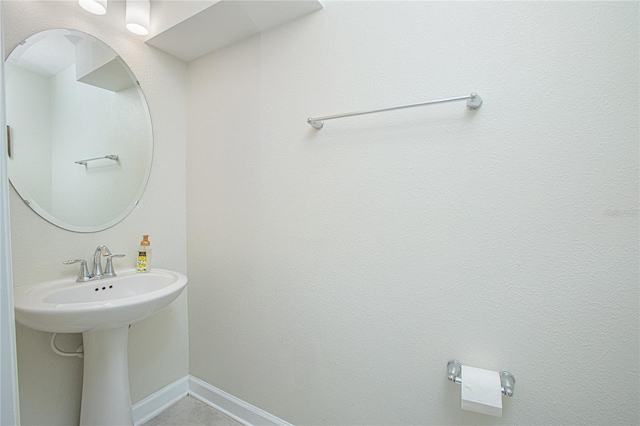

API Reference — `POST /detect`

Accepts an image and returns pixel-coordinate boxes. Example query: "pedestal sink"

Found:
[14,269,188,426]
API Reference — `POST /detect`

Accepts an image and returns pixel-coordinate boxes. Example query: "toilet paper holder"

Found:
[447,360,516,397]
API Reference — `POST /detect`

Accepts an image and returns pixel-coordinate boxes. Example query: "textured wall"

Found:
[4,1,189,425]
[187,2,639,424]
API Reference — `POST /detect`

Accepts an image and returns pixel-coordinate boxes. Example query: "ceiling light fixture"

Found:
[79,0,107,15]
[125,0,150,36]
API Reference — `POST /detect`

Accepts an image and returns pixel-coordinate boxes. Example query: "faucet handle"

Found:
[63,259,91,282]
[103,254,126,277]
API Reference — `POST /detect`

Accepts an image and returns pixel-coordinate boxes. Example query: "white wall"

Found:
[187,2,639,425]
[4,1,188,425]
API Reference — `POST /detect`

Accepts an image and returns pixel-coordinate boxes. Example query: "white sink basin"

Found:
[14,268,187,333]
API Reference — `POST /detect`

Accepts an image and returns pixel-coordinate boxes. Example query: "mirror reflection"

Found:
[6,29,153,232]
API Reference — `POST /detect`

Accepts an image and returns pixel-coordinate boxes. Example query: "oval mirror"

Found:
[5,29,153,232]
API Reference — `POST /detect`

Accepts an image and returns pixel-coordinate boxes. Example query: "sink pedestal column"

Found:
[80,326,133,426]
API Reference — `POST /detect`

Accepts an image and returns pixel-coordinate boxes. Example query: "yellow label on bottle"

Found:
[137,251,147,272]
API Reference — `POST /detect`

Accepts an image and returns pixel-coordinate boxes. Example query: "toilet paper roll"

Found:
[461,365,502,417]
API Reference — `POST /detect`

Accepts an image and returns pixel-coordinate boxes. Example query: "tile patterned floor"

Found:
[142,395,243,426]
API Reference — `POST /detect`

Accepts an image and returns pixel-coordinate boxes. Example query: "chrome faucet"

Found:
[92,245,111,277]
[64,245,126,282]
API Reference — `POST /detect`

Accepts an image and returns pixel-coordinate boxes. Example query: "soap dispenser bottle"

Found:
[137,235,151,272]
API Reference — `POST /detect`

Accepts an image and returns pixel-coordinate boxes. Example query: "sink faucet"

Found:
[92,245,111,277]
[64,245,125,282]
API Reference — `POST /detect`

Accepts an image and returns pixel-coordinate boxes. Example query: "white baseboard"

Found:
[132,375,293,426]
[132,375,189,425]
[189,375,293,426]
